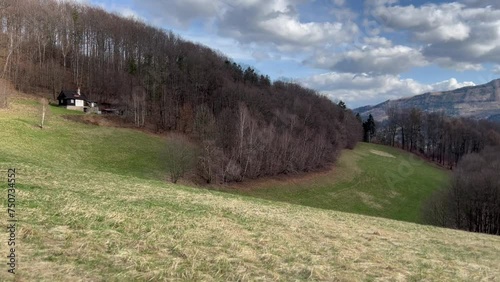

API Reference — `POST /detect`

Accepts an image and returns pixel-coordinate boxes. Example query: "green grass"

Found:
[1,99,168,180]
[1,93,499,281]
[221,143,449,223]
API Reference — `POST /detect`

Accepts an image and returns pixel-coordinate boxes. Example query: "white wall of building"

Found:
[75,99,84,107]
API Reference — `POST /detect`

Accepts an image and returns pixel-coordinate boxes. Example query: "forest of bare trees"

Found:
[0,0,363,183]
[376,106,500,169]
[423,147,500,235]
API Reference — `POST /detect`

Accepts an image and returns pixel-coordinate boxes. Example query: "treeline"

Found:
[423,147,500,235]
[0,0,362,183]
[376,106,500,168]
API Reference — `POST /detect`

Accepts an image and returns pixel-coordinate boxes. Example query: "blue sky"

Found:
[81,0,500,108]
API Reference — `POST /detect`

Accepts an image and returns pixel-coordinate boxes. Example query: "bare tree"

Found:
[129,85,146,127]
[0,80,9,108]
[164,135,197,183]
[1,0,23,82]
[423,146,500,235]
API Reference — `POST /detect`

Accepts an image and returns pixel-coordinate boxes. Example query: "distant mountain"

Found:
[354,79,500,122]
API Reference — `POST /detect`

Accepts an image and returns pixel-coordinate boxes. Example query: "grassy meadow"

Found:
[223,143,449,223]
[1,90,499,281]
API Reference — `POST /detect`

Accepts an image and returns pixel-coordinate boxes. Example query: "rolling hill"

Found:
[1,84,500,281]
[355,78,500,121]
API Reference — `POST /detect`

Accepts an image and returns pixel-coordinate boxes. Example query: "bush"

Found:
[164,135,198,183]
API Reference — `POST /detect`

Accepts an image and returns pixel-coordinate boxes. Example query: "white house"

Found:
[57,88,97,112]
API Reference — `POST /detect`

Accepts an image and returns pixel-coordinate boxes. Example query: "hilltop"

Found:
[1,88,499,281]
[355,78,500,121]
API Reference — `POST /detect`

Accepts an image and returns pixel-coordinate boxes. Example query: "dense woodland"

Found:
[0,0,362,183]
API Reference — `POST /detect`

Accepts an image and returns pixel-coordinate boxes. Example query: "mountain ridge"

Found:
[354,78,500,121]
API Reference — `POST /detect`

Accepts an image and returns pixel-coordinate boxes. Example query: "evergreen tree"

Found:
[338,100,347,110]
[363,114,376,143]
[355,113,362,123]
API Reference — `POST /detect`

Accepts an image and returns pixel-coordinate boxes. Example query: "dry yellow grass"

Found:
[0,162,498,281]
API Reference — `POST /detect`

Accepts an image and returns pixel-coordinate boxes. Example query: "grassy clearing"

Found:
[222,142,449,223]
[0,95,168,180]
[1,93,499,281]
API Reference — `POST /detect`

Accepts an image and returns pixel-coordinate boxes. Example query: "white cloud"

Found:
[308,44,427,74]
[257,16,349,46]
[301,73,429,107]
[372,3,471,42]
[429,78,476,91]
[370,1,500,69]
[131,0,359,52]
[217,0,359,50]
[432,58,484,71]
[301,72,476,107]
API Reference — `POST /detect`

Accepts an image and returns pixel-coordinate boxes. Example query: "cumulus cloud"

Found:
[370,1,500,69]
[301,72,476,107]
[308,43,427,74]
[131,0,359,52]
[432,58,484,71]
[217,0,359,50]
[372,3,471,42]
[301,73,428,106]
[430,78,476,91]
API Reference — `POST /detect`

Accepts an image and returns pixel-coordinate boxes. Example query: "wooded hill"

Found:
[0,0,362,183]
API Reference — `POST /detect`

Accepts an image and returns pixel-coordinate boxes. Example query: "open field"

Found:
[0,93,169,181]
[1,94,499,281]
[223,143,449,223]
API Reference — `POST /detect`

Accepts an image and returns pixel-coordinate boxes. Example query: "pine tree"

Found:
[338,100,347,110]
[363,114,376,142]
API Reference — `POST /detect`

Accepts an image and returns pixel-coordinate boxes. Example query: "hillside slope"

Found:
[224,143,449,223]
[1,97,499,281]
[355,78,500,121]
[1,0,363,185]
